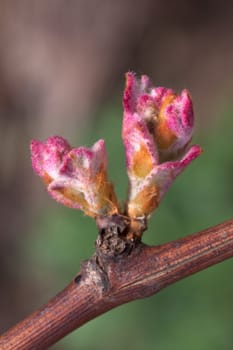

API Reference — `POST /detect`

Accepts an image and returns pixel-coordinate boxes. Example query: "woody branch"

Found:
[0,218,233,350]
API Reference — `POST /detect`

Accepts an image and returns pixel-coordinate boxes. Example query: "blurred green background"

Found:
[0,1,233,349]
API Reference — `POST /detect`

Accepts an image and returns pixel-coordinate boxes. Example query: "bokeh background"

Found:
[0,1,233,349]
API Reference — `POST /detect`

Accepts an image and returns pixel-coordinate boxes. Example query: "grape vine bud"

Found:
[122,72,202,219]
[30,136,119,217]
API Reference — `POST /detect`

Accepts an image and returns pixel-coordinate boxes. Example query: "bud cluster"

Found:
[30,72,202,233]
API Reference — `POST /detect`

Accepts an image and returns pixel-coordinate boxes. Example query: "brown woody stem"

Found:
[1,219,233,350]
